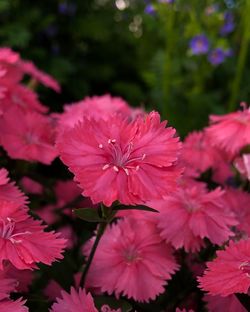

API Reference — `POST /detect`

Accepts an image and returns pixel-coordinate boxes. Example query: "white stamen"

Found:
[99,144,103,148]
[142,154,146,160]
[113,166,119,172]
[102,164,110,170]
[111,139,116,143]
[124,168,129,176]
[136,166,140,171]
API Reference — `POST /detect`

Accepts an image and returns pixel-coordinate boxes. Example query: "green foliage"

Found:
[2,0,249,136]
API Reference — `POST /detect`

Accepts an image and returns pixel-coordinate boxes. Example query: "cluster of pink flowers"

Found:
[1,47,250,311]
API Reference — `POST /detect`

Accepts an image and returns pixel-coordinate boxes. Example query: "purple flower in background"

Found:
[158,0,175,3]
[58,2,77,16]
[220,11,235,36]
[189,35,209,55]
[144,4,155,15]
[208,48,226,66]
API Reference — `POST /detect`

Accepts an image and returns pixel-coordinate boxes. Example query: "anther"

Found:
[99,144,103,148]
[142,154,146,160]
[124,168,129,176]
[102,164,110,170]
[113,166,119,172]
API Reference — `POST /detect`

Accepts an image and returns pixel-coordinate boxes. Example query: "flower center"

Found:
[0,218,31,243]
[123,247,140,264]
[239,261,250,277]
[0,218,15,239]
[99,139,146,176]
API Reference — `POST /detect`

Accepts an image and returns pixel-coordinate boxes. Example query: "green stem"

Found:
[228,1,250,112]
[79,221,107,288]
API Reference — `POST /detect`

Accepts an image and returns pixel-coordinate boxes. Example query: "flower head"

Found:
[198,239,250,296]
[206,104,250,157]
[155,182,237,252]
[208,48,226,65]
[189,35,209,55]
[57,111,182,206]
[56,94,140,132]
[50,287,98,312]
[0,169,66,270]
[0,106,58,164]
[220,11,235,36]
[84,218,179,302]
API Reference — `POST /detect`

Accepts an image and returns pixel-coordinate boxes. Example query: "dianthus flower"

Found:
[0,47,60,92]
[57,111,182,206]
[0,106,58,164]
[222,188,250,237]
[18,60,60,92]
[155,182,237,252]
[0,278,28,312]
[206,104,250,157]
[0,200,66,270]
[0,168,28,206]
[50,287,119,312]
[0,262,33,292]
[198,239,250,296]
[84,218,179,302]
[56,94,143,132]
[181,131,224,174]
[0,169,66,270]
[204,294,247,312]
[0,83,48,115]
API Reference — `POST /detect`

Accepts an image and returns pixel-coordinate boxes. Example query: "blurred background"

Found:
[0,0,249,136]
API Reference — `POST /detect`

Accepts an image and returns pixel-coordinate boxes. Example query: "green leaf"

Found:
[73,208,103,222]
[113,204,159,213]
[94,296,132,312]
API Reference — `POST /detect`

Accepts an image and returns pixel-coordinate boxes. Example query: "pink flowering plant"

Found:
[2,46,250,312]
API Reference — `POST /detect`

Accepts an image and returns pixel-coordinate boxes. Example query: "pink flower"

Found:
[18,60,60,92]
[0,199,66,270]
[0,278,16,300]
[57,111,182,206]
[155,183,237,252]
[0,298,28,312]
[84,218,179,302]
[0,172,66,270]
[182,131,223,174]
[0,277,28,312]
[0,106,58,164]
[56,94,138,131]
[0,168,28,207]
[0,47,60,92]
[0,83,48,115]
[198,239,250,296]
[20,177,43,195]
[50,287,98,312]
[222,188,250,237]
[0,263,33,292]
[234,154,250,181]
[204,294,247,312]
[206,104,250,157]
